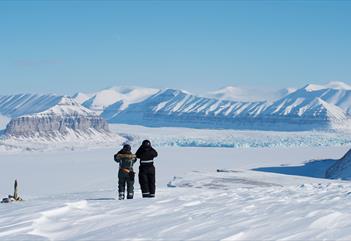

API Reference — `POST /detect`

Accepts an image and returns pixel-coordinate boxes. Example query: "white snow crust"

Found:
[1,146,351,240]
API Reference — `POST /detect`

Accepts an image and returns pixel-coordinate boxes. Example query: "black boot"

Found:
[142,193,151,198]
[119,192,125,200]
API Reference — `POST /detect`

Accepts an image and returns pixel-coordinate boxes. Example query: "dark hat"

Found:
[142,140,151,147]
[123,144,131,151]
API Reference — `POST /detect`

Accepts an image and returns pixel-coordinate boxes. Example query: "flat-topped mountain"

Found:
[4,97,109,137]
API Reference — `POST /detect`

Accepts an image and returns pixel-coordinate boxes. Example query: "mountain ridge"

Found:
[0,81,350,132]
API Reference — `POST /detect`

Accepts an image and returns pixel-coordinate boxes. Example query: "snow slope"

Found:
[0,115,10,130]
[0,146,351,240]
[83,86,159,114]
[283,82,351,115]
[206,86,296,101]
[0,94,62,117]
[71,92,94,104]
[28,96,98,117]
[107,88,274,128]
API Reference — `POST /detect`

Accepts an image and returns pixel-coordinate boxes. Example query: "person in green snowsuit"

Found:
[114,144,137,200]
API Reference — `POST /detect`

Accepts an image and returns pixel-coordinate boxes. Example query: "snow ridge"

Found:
[82,86,159,114]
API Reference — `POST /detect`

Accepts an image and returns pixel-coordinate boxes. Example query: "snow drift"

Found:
[326,148,351,179]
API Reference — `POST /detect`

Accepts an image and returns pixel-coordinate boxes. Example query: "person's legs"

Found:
[126,176,134,199]
[118,171,126,200]
[148,165,156,198]
[139,167,150,197]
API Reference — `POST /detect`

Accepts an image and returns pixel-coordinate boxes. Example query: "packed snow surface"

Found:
[0,146,351,240]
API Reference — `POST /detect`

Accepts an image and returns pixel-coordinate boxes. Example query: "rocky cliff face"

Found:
[5,115,109,137]
[4,97,110,137]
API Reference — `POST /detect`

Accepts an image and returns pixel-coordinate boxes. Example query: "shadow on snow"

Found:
[253,159,336,179]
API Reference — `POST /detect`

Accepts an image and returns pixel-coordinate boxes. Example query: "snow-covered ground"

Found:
[1,145,351,240]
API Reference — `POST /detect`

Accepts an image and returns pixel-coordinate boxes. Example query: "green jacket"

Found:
[114,151,137,170]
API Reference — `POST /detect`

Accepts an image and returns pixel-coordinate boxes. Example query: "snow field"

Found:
[0,144,350,240]
[2,171,351,240]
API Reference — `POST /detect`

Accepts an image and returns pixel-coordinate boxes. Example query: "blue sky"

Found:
[0,1,350,95]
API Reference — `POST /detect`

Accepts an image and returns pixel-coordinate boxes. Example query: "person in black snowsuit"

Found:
[114,144,137,200]
[136,140,158,198]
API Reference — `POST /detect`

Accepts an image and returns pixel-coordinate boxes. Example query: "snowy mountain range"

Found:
[0,82,350,136]
[106,82,351,131]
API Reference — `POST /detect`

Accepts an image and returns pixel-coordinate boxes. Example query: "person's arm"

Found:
[135,147,142,159]
[114,153,120,163]
[114,150,123,163]
[152,148,158,158]
[132,155,137,164]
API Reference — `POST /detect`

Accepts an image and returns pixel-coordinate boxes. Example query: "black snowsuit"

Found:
[114,149,137,200]
[136,145,158,198]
